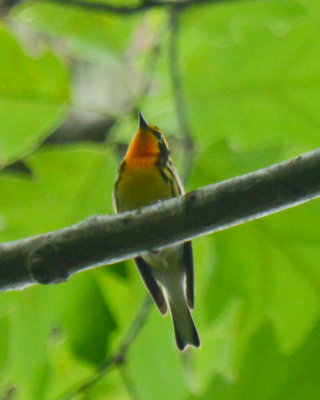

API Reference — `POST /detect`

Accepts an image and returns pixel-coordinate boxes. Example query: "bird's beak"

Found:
[138,111,149,131]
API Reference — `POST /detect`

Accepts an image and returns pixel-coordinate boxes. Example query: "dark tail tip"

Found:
[175,328,185,351]
[189,323,201,349]
[172,313,201,351]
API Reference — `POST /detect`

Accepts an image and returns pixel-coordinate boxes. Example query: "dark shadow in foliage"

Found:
[62,275,118,366]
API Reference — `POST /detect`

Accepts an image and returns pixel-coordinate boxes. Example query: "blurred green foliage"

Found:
[0,0,320,399]
[0,23,69,164]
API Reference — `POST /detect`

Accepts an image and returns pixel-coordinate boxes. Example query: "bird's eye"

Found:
[153,130,162,140]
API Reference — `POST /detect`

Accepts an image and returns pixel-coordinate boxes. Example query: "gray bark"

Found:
[1,149,320,292]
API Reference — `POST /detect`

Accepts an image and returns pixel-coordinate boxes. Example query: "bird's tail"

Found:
[169,298,200,351]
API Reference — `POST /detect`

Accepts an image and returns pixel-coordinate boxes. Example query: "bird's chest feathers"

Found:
[116,165,172,211]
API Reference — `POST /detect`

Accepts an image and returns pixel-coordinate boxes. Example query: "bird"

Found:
[113,111,200,351]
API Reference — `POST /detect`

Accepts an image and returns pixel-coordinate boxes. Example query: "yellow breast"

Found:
[114,165,173,212]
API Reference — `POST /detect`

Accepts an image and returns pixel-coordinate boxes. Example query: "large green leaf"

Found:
[0,24,69,165]
[186,138,320,394]
[61,273,117,366]
[0,315,10,374]
[0,275,117,399]
[189,142,320,389]
[0,145,119,397]
[0,144,117,241]
[0,288,52,400]
[127,307,189,400]
[179,0,320,153]
[189,322,320,400]
[15,1,138,59]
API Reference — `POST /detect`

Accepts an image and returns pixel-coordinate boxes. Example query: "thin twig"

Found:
[168,8,195,182]
[56,296,152,400]
[40,0,237,15]
[118,366,139,400]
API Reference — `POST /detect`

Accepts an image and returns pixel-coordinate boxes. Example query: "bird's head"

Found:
[124,111,170,166]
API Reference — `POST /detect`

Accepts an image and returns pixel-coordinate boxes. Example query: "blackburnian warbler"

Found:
[113,111,200,351]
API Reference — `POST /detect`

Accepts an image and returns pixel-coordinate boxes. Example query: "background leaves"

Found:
[0,23,69,165]
[1,0,320,399]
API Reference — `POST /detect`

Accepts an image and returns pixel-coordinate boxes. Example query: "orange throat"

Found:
[124,130,159,168]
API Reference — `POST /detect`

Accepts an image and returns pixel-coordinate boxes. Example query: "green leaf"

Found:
[259,203,320,353]
[82,369,131,400]
[128,307,189,400]
[0,315,10,374]
[189,322,320,400]
[0,144,120,394]
[201,207,320,363]
[98,259,145,338]
[190,142,320,390]
[0,273,118,398]
[15,2,138,59]
[0,289,52,400]
[0,24,69,165]
[61,273,117,365]
[189,139,284,190]
[0,144,118,241]
[180,1,320,152]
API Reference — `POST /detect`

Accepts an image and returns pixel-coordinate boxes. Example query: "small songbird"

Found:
[113,111,200,351]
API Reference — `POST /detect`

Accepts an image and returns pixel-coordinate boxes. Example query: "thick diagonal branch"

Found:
[1,149,320,292]
[42,0,236,15]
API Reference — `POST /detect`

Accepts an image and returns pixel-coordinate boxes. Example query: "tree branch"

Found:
[41,0,239,15]
[1,149,320,292]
